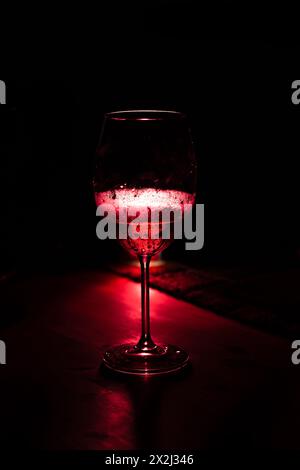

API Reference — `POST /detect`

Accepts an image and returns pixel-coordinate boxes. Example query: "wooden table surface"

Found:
[0,271,299,450]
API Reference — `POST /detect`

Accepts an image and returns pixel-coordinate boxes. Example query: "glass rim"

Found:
[104,109,187,121]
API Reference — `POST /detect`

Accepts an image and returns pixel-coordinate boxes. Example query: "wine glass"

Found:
[93,110,197,375]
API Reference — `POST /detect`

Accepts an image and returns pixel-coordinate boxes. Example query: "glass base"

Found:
[103,343,189,376]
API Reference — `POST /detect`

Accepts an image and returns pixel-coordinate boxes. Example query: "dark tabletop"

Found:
[0,271,299,450]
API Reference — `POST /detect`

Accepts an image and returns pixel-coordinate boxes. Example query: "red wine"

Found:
[95,188,195,256]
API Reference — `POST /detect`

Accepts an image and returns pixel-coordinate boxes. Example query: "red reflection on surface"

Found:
[95,388,134,450]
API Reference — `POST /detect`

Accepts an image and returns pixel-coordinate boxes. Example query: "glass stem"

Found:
[136,255,156,351]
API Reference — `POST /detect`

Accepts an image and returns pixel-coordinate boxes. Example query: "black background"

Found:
[1,2,300,273]
[1,1,300,459]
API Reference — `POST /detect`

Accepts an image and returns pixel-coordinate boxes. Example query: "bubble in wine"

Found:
[95,188,204,252]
